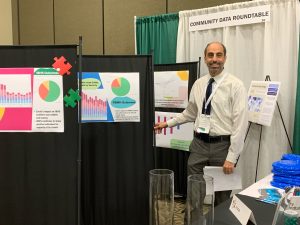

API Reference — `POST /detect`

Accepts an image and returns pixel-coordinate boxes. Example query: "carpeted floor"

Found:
[151,197,212,225]
[174,198,185,225]
[173,197,213,225]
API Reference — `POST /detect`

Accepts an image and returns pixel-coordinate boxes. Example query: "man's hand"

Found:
[223,160,235,174]
[153,122,168,134]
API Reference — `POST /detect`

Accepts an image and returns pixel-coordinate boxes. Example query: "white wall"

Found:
[0,0,13,44]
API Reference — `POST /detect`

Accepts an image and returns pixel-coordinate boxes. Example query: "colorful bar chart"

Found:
[155,111,193,151]
[82,92,107,120]
[0,83,32,105]
[157,115,182,135]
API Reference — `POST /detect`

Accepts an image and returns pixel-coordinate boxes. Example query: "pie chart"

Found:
[39,80,60,102]
[0,107,5,120]
[111,77,130,96]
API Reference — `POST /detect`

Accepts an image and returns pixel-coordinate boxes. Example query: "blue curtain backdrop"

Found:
[136,13,179,64]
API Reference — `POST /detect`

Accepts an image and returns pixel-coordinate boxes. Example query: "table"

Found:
[214,194,277,225]
[214,174,281,225]
[239,174,284,198]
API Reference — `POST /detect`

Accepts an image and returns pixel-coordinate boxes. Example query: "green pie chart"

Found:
[111,77,130,96]
[39,80,60,102]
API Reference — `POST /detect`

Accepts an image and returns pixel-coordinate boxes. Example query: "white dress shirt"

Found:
[167,71,248,163]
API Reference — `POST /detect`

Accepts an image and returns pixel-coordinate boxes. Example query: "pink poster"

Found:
[0,68,34,131]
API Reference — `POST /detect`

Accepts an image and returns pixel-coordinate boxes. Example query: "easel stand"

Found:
[244,75,293,182]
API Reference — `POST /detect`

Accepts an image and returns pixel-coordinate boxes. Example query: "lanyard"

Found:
[204,73,228,111]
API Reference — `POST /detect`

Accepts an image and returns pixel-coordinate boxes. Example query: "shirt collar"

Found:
[210,70,225,84]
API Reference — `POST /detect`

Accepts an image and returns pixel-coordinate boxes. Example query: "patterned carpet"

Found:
[174,198,185,225]
[152,198,212,225]
[173,197,213,225]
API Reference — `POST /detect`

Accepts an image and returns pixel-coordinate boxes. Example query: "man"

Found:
[154,41,248,205]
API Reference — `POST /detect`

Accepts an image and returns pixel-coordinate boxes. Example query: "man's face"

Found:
[204,43,227,77]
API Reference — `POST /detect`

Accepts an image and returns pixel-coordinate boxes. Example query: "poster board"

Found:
[155,111,193,151]
[0,45,78,225]
[153,61,198,196]
[0,67,64,132]
[154,70,189,108]
[81,72,140,122]
[81,55,154,225]
[248,81,281,126]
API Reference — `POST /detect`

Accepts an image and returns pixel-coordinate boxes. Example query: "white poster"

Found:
[81,72,140,122]
[32,68,64,132]
[155,111,193,151]
[248,81,281,126]
[154,71,189,108]
[0,67,64,132]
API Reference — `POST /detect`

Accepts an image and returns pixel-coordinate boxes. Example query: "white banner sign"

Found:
[189,5,270,32]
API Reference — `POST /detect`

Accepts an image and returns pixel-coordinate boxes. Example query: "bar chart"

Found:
[0,75,32,107]
[82,92,107,121]
[155,111,193,151]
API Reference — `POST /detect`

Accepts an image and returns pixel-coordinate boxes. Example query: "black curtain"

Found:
[81,55,154,225]
[154,61,198,196]
[0,46,78,225]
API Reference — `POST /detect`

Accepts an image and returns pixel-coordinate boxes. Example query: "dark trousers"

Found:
[187,136,231,206]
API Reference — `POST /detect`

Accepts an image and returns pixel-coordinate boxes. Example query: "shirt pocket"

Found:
[212,92,232,117]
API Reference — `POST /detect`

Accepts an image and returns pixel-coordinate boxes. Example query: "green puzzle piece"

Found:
[64,88,81,108]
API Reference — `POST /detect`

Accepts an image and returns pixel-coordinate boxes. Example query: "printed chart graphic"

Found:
[0,69,33,131]
[110,77,136,109]
[111,77,130,96]
[156,114,182,135]
[0,74,32,107]
[32,68,64,132]
[81,72,110,122]
[154,71,189,108]
[0,107,5,120]
[81,72,140,122]
[0,83,32,105]
[39,80,60,102]
[155,111,193,151]
[81,91,107,121]
[247,81,281,126]
[0,68,64,132]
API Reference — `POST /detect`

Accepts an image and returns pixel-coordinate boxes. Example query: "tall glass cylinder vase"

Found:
[186,174,214,225]
[149,169,174,225]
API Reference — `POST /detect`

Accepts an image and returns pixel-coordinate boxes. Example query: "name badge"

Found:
[197,114,210,134]
[230,195,257,225]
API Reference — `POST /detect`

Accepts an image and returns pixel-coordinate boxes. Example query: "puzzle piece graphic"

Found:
[52,56,72,76]
[64,88,81,108]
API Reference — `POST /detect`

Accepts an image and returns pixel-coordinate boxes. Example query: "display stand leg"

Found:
[150,51,157,169]
[255,125,263,181]
[235,122,252,166]
[275,102,293,152]
[77,36,83,225]
[239,121,263,181]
